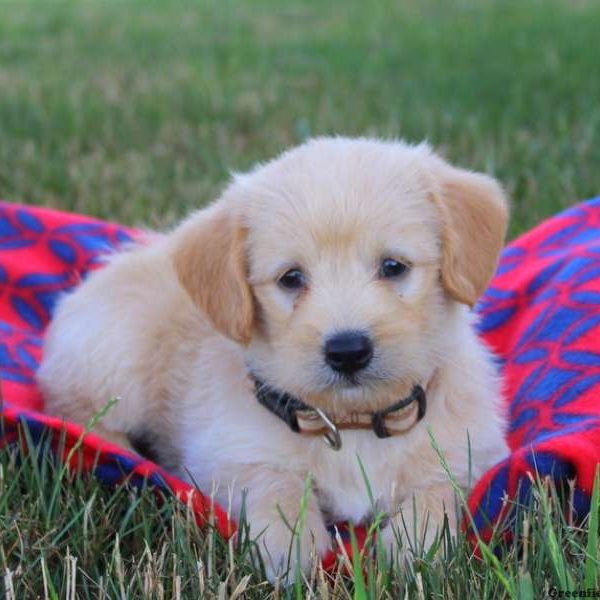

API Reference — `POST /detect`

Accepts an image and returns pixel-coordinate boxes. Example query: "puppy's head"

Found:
[172,138,508,412]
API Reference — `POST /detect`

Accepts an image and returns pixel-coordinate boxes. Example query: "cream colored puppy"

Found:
[38,137,509,579]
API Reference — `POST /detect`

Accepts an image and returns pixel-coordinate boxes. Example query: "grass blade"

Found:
[584,466,600,589]
[349,524,367,600]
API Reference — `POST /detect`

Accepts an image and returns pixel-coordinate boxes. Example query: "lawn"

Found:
[1,0,600,597]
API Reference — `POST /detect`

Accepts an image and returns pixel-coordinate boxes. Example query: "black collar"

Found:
[253,377,427,440]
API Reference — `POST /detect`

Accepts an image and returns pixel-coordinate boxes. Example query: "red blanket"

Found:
[1,198,599,561]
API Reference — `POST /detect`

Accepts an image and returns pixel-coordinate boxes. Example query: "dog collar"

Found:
[252,378,427,451]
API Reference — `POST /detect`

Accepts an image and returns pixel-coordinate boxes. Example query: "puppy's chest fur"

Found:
[309,436,414,524]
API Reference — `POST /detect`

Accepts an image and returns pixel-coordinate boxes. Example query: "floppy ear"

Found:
[171,205,255,345]
[433,164,509,307]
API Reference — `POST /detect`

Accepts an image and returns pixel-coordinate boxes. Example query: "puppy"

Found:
[38,137,509,579]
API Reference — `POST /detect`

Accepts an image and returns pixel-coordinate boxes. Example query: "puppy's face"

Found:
[173,138,508,412]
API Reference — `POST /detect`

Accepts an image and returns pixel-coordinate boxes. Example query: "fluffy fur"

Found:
[38,137,510,579]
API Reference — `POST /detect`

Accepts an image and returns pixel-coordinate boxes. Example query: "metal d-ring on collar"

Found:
[313,407,342,450]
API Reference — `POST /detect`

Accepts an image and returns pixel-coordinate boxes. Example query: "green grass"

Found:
[1,0,600,234]
[2,427,599,598]
[2,0,600,597]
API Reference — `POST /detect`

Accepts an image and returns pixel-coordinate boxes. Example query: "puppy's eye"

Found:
[278,268,306,290]
[380,258,410,279]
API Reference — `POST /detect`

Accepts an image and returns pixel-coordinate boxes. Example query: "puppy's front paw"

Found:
[255,512,331,583]
[378,486,457,563]
[377,515,431,564]
[377,518,408,563]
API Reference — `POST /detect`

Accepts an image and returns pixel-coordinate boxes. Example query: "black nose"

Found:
[324,331,373,375]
